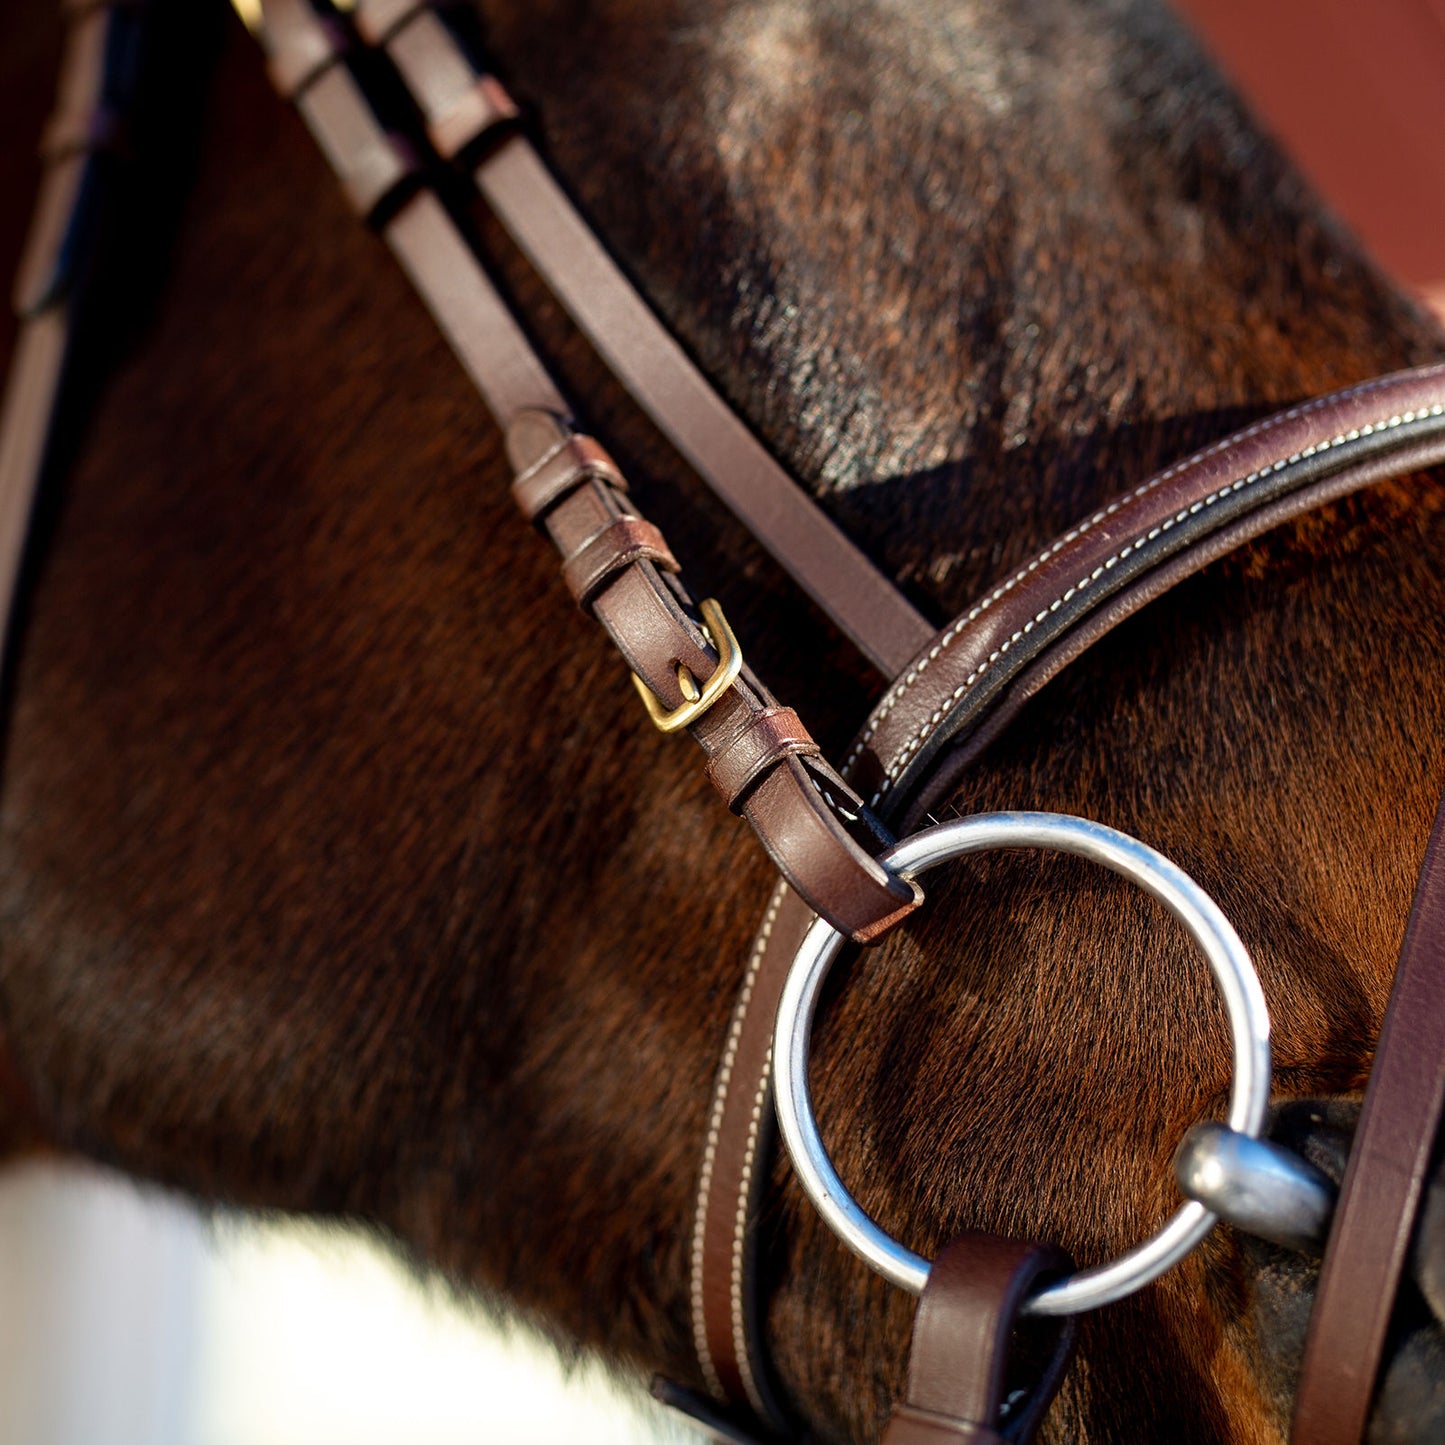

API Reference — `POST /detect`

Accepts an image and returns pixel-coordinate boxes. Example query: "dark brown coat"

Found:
[0,1,1442,1440]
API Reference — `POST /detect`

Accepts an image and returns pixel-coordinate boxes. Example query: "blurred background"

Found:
[0,1160,697,1444]
[1172,0,1445,316]
[3,2,1444,1442]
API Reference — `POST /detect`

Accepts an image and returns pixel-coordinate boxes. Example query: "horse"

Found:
[1,0,1443,1440]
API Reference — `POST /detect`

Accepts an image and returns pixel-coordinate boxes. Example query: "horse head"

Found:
[0,0,1442,1439]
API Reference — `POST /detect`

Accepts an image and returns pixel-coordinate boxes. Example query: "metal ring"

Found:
[772,812,1272,1316]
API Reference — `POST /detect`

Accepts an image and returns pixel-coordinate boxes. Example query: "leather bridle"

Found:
[4,2,1445,1442]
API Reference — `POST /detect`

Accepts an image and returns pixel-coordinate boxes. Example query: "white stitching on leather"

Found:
[868,399,1445,806]
[807,772,862,822]
[690,878,787,1403]
[732,1053,776,1421]
[843,370,1445,780]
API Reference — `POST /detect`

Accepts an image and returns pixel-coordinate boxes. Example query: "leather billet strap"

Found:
[881,1235,1075,1445]
[695,367,1445,1442]
[237,0,922,945]
[686,876,810,1438]
[1,0,156,672]
[346,0,934,681]
[1291,788,1445,1443]
[504,408,919,944]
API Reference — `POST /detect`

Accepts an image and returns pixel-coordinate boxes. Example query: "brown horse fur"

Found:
[1,0,1444,1440]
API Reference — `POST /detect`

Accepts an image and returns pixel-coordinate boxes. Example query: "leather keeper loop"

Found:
[257,0,348,101]
[41,9,110,160]
[350,0,429,45]
[707,707,820,811]
[428,77,520,161]
[562,517,678,609]
[296,67,418,222]
[508,411,626,521]
[383,10,520,161]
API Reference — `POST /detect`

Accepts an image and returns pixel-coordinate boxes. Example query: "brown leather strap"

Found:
[0,315,68,662]
[0,0,157,1154]
[505,408,922,945]
[474,138,932,678]
[3,0,154,659]
[37,5,122,160]
[561,515,678,609]
[706,709,818,811]
[690,880,812,1433]
[351,0,933,679]
[385,193,565,419]
[1291,788,1445,1443]
[241,0,923,945]
[845,366,1445,824]
[14,1,144,317]
[882,1235,1075,1445]
[357,4,520,163]
[697,371,1445,1438]
[253,0,344,100]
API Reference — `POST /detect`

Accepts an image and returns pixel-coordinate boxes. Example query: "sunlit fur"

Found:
[0,1,1442,1440]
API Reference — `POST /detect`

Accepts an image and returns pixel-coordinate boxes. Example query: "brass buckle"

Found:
[632,598,743,734]
[229,0,262,34]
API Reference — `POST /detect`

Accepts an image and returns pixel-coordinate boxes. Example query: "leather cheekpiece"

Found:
[882,1234,1076,1445]
[1292,788,1445,1443]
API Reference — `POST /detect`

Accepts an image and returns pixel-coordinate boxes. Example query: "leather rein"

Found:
[5,2,1445,1442]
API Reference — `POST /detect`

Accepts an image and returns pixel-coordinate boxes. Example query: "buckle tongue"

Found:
[632,599,742,734]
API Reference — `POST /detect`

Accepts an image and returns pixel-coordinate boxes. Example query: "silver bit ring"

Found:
[772,811,1273,1316]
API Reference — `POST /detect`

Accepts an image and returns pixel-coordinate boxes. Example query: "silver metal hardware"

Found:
[772,811,1273,1316]
[1173,1121,1335,1252]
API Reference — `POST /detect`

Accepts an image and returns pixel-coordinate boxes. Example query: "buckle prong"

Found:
[632,598,742,734]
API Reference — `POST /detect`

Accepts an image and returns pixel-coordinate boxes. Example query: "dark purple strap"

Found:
[882,1234,1075,1445]
[1291,787,1445,1443]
